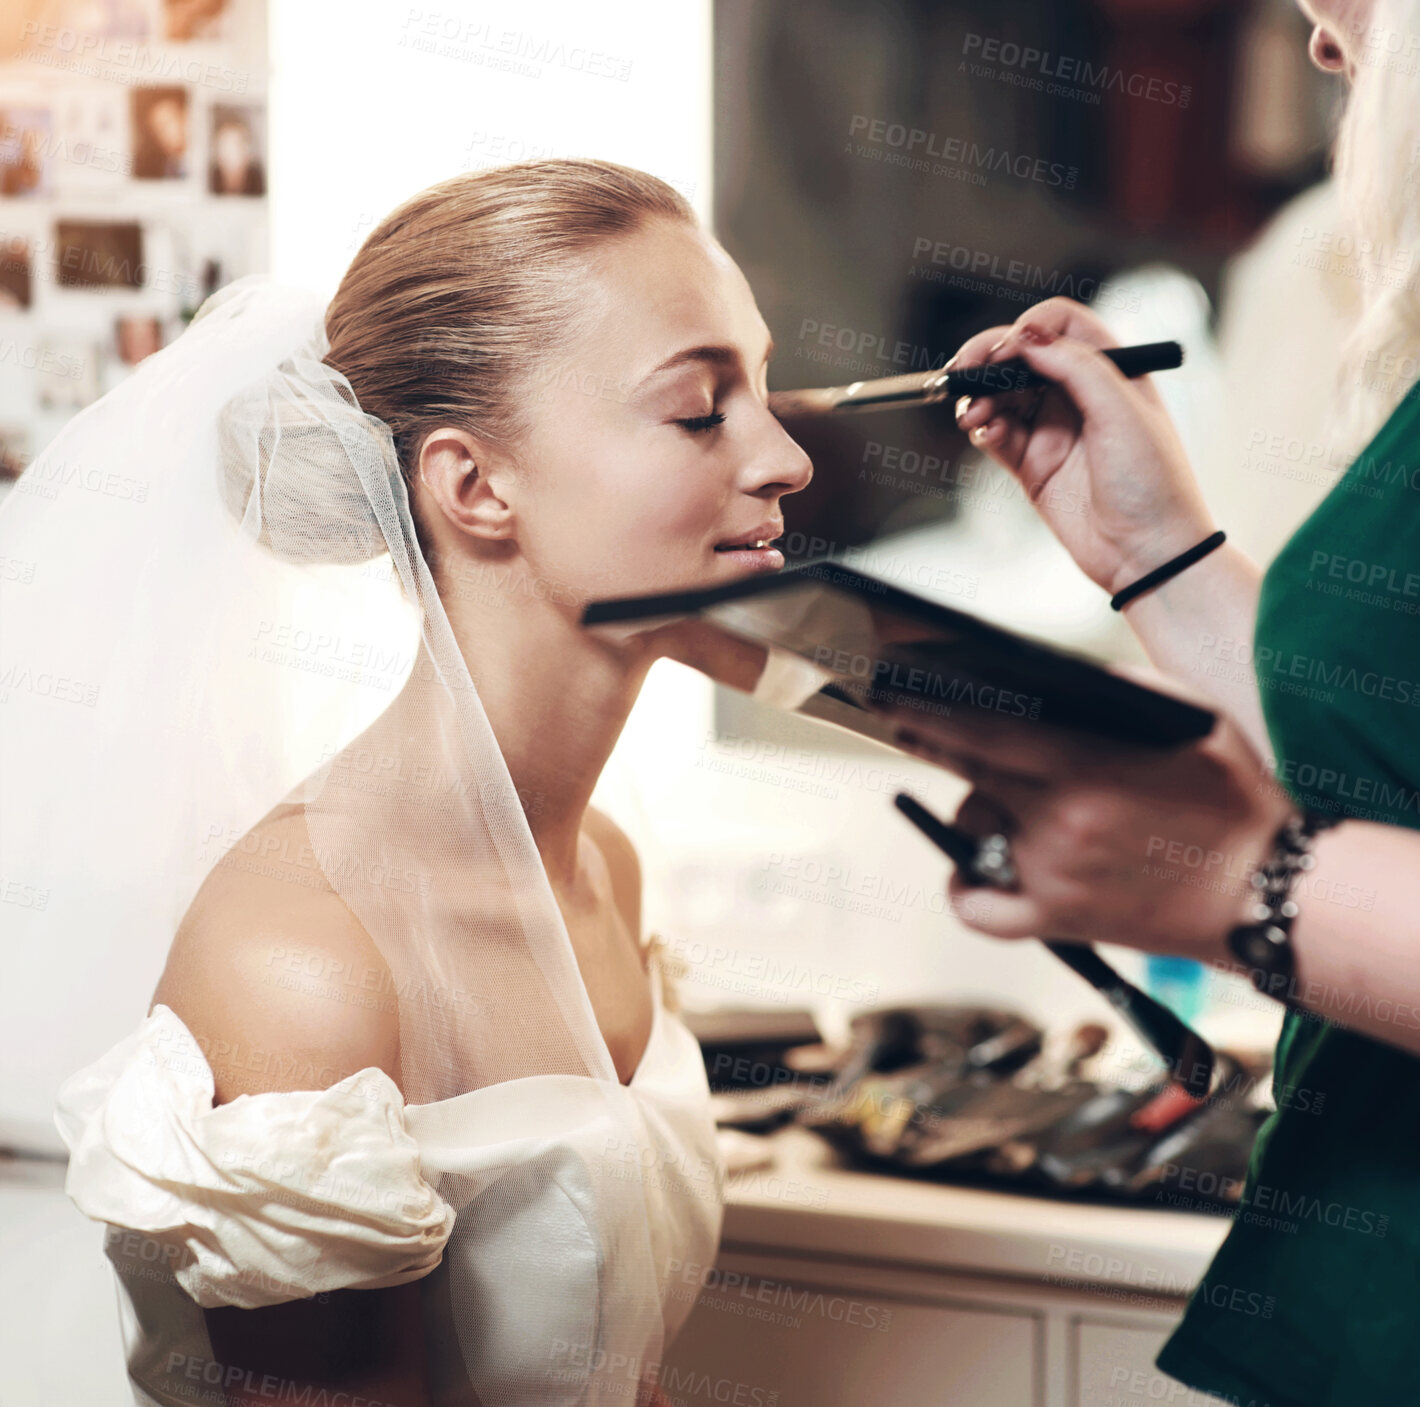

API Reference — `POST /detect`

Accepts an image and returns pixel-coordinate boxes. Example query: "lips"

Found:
[714,520,784,552]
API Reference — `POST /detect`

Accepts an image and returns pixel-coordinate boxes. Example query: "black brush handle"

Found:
[892,791,1215,1098]
[1041,941,1214,1098]
[945,339,1184,398]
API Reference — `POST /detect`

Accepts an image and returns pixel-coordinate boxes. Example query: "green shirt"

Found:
[1156,385,1420,1405]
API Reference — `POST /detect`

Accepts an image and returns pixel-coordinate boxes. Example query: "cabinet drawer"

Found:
[664,1273,1040,1407]
[1073,1320,1235,1407]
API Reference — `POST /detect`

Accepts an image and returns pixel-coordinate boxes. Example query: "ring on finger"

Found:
[969,832,1019,890]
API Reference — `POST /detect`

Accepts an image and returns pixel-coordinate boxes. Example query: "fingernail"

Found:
[970,419,996,444]
[955,395,973,421]
[986,336,1009,356]
[943,353,960,370]
[1019,325,1056,345]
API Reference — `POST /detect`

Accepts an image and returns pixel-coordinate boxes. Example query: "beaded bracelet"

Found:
[1225,808,1342,1008]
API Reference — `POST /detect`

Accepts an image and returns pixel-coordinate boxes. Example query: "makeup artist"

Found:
[884,2,1420,1403]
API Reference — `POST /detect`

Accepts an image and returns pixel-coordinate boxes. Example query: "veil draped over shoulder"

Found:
[0,274,721,1404]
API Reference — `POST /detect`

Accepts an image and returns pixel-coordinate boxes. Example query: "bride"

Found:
[23,157,813,1404]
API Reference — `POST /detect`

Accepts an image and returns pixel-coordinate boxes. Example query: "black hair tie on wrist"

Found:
[1110,530,1227,611]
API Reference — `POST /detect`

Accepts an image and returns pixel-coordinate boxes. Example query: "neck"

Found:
[391,553,657,889]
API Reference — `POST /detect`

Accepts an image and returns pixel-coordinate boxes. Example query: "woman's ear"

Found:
[415,426,519,543]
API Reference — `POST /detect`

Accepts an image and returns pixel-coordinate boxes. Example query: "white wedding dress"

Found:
[53,940,724,1406]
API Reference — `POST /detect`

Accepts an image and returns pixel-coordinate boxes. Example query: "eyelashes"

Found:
[675,411,726,434]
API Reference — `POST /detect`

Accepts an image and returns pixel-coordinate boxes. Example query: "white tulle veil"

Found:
[1,270,625,1119]
[0,272,696,1399]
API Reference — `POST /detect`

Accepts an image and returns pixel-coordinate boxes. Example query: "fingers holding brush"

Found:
[893,789,1048,940]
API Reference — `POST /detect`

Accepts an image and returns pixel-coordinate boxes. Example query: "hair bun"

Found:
[217,349,399,568]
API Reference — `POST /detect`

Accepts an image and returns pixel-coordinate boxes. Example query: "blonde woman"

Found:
[893,1,1420,1402]
[8,160,812,1404]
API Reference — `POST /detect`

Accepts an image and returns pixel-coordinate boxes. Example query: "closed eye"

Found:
[676,411,726,433]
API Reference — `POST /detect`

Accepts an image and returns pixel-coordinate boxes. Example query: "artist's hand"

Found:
[950,298,1217,598]
[886,667,1296,959]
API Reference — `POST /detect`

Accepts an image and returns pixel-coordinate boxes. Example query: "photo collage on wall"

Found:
[0,0,268,485]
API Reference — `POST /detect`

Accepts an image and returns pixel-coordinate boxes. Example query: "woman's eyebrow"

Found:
[637,336,777,387]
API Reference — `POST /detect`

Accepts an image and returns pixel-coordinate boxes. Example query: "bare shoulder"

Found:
[584,804,643,946]
[152,803,401,1105]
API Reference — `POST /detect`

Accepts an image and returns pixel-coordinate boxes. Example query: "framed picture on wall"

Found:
[209,104,265,196]
[162,0,229,42]
[0,422,32,482]
[0,236,32,309]
[114,313,164,365]
[130,86,188,180]
[0,108,51,197]
[53,220,143,289]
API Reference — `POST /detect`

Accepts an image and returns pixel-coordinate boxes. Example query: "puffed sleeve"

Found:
[52,1003,456,1310]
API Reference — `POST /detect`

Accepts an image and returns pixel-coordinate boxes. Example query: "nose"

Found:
[743,410,814,499]
[1308,22,1349,72]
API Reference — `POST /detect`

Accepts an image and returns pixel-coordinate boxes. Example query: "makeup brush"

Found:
[767,340,1183,418]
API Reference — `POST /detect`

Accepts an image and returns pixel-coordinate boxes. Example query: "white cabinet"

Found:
[1074,1320,1196,1407]
[663,1251,1241,1407]
[662,1129,1240,1406]
[666,1272,1039,1407]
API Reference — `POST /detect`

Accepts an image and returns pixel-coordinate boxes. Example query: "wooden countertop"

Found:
[720,1125,1232,1300]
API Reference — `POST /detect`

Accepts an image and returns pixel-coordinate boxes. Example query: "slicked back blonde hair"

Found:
[324,158,698,486]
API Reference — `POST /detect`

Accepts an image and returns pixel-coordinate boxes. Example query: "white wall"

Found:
[268,0,713,294]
